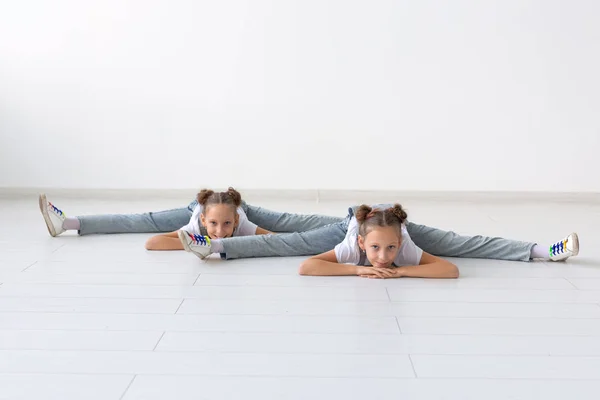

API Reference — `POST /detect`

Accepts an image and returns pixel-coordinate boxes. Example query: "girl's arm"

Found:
[255,226,274,235]
[393,252,459,279]
[145,231,184,251]
[301,250,459,279]
[298,250,391,277]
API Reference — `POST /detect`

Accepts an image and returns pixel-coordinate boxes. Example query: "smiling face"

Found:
[199,204,239,239]
[358,226,402,268]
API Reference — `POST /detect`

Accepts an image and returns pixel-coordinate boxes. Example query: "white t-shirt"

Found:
[334,216,423,266]
[180,205,258,237]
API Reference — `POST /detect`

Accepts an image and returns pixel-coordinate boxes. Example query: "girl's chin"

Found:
[373,264,393,268]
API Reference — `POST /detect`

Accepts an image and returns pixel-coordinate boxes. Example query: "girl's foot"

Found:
[178,230,213,259]
[549,233,579,261]
[39,194,66,237]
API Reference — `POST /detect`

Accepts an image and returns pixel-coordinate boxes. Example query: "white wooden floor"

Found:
[1,195,599,399]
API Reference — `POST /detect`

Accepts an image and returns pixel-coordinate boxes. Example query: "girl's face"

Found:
[200,204,239,239]
[358,226,402,268]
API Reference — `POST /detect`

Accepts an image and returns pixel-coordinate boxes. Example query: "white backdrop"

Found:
[1,0,598,192]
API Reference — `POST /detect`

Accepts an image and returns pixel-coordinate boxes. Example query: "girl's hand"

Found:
[357,267,398,279]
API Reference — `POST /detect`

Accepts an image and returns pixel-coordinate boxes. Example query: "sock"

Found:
[62,217,80,230]
[210,239,224,253]
[530,244,549,260]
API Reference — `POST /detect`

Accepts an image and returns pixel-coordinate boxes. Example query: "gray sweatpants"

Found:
[77,200,341,235]
[77,201,534,261]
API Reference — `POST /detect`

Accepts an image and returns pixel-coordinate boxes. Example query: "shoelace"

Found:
[188,233,210,246]
[550,238,568,257]
[49,202,65,217]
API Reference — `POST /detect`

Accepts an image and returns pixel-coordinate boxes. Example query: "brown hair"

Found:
[197,187,242,213]
[355,203,407,238]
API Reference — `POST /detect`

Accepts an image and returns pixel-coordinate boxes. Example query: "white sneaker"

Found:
[178,230,213,259]
[549,233,579,261]
[39,194,66,237]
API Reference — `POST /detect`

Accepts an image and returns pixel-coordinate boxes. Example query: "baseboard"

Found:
[0,188,319,202]
[1,187,599,204]
[315,190,600,204]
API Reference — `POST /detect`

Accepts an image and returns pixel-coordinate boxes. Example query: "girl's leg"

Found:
[365,205,576,262]
[40,194,197,236]
[241,202,344,232]
[78,205,195,235]
[405,222,535,262]
[218,219,349,259]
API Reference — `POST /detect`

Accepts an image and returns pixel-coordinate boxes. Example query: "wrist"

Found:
[394,267,405,278]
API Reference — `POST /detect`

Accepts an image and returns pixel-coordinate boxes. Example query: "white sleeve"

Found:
[179,205,201,234]
[234,208,259,237]
[334,218,361,264]
[394,226,424,266]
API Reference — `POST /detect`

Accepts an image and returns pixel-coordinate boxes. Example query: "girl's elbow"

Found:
[298,260,315,275]
[145,237,159,250]
[448,263,459,278]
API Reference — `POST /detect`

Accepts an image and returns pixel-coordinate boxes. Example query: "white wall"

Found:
[1,0,598,192]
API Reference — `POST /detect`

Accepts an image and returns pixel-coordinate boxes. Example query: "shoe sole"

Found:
[570,232,580,257]
[38,193,57,237]
[177,230,192,252]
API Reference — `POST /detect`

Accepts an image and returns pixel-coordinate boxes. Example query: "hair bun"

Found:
[390,203,407,223]
[226,187,242,207]
[355,204,373,223]
[197,189,214,205]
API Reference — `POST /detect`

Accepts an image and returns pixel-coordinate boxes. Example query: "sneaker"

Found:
[549,232,579,261]
[39,194,66,237]
[178,229,213,259]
